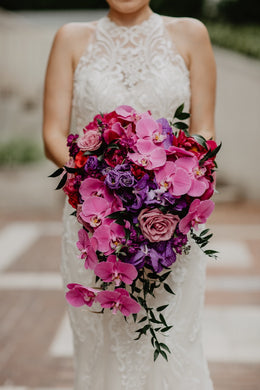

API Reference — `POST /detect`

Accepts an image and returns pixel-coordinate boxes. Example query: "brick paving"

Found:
[0,201,260,389]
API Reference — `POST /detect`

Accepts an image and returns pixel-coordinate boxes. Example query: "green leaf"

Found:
[191,134,207,148]
[160,343,171,353]
[64,166,78,173]
[199,142,222,166]
[163,283,175,295]
[160,350,168,361]
[159,313,167,327]
[138,316,147,323]
[173,121,189,130]
[200,229,210,236]
[161,325,173,332]
[48,167,64,178]
[177,112,190,120]
[159,271,171,282]
[174,103,184,118]
[154,349,159,361]
[132,313,137,323]
[55,172,67,190]
[156,304,169,312]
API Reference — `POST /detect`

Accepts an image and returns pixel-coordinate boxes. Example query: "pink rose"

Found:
[138,208,180,242]
[77,130,102,151]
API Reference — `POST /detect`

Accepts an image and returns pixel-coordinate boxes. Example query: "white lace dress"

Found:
[61,12,214,390]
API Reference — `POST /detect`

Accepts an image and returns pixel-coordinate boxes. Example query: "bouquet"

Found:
[50,104,221,361]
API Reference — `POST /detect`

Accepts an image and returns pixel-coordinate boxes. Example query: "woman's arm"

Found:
[42,24,75,167]
[187,20,217,140]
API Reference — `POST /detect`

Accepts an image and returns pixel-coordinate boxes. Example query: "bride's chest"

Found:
[72,17,191,129]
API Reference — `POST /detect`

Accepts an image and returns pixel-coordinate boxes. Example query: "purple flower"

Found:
[105,170,120,189]
[127,243,149,269]
[84,156,99,173]
[156,118,173,149]
[148,241,176,273]
[118,172,136,188]
[171,228,188,254]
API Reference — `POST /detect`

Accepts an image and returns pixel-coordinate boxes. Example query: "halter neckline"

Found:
[102,12,160,31]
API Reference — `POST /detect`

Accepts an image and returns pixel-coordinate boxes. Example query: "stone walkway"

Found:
[0,202,260,389]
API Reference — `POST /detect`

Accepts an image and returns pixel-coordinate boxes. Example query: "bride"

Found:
[43,0,216,389]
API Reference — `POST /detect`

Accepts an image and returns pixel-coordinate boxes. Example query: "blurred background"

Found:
[0,0,260,389]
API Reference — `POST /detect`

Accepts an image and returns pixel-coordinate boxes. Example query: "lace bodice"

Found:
[72,12,191,130]
[61,12,214,390]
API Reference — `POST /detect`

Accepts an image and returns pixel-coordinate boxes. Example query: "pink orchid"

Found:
[79,177,113,202]
[136,117,166,145]
[180,157,209,197]
[66,283,99,307]
[95,288,141,316]
[128,139,166,170]
[92,222,125,254]
[94,255,138,286]
[76,228,98,269]
[115,105,138,121]
[80,196,111,228]
[155,160,191,196]
[166,145,195,158]
[179,199,215,234]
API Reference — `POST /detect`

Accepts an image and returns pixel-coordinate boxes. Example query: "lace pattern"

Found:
[61,12,214,389]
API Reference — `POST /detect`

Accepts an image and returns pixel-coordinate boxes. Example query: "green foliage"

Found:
[217,0,260,24]
[0,138,43,166]
[1,0,108,10]
[206,21,260,59]
[150,0,204,18]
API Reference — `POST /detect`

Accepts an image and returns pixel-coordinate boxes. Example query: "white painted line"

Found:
[0,223,40,271]
[206,275,260,292]
[0,272,63,290]
[207,239,252,268]
[49,313,73,357]
[209,224,260,240]
[204,305,260,362]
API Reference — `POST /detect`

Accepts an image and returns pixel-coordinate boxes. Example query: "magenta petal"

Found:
[65,290,85,307]
[136,139,157,154]
[136,118,159,139]
[149,147,167,169]
[120,296,141,316]
[94,262,114,282]
[197,199,215,219]
[171,167,191,196]
[188,178,208,197]
[117,262,138,284]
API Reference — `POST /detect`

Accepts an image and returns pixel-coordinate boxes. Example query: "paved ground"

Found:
[0,200,260,389]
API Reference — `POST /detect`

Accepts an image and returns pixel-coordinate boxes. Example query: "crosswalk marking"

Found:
[0,223,40,271]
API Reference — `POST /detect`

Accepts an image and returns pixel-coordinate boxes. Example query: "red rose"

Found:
[75,151,88,168]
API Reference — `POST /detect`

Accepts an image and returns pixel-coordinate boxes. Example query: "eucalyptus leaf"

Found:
[48,167,64,178]
[55,172,67,190]
[163,283,175,295]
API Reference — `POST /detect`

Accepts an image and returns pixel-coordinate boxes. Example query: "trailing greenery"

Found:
[0,138,44,166]
[205,21,260,59]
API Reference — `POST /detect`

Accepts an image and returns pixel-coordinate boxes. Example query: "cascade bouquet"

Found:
[50,104,221,361]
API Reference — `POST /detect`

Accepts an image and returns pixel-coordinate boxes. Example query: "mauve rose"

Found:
[77,130,102,151]
[138,208,180,242]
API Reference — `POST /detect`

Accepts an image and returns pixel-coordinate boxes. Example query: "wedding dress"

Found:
[61,12,214,390]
